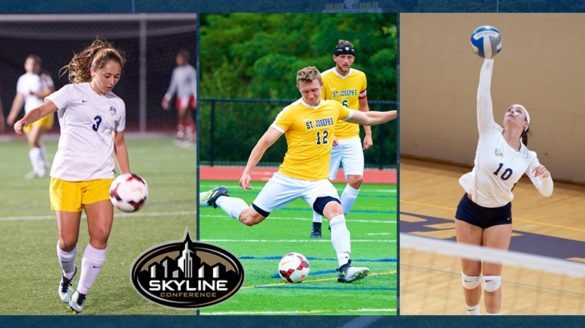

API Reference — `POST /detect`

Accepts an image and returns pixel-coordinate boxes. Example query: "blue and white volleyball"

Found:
[470,26,502,59]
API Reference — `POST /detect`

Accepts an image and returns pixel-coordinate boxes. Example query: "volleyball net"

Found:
[400,233,585,315]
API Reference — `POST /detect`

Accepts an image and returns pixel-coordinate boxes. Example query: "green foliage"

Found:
[199,13,398,166]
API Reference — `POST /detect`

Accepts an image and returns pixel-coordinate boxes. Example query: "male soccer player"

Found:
[310,40,372,238]
[200,66,397,283]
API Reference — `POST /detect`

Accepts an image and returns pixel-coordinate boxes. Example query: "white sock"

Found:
[312,211,323,224]
[216,196,249,220]
[29,147,45,176]
[340,184,360,214]
[77,244,107,295]
[56,243,77,279]
[329,214,351,267]
[466,304,480,315]
[40,146,48,170]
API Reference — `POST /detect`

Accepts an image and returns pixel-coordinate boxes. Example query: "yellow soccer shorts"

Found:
[50,177,113,212]
[23,114,54,133]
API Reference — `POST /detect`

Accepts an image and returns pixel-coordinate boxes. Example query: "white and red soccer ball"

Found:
[109,173,148,213]
[278,252,310,283]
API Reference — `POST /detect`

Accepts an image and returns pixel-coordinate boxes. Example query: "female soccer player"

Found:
[455,58,553,315]
[161,49,197,147]
[14,39,130,313]
[7,55,55,179]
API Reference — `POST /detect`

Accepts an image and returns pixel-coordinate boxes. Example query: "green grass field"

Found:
[0,136,196,315]
[199,180,397,315]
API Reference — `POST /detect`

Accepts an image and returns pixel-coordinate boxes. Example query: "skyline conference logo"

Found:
[131,232,244,309]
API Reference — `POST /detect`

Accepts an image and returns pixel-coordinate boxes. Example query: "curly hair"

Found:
[60,39,126,84]
[296,66,322,87]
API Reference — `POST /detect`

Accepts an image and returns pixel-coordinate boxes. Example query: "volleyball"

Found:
[470,26,502,59]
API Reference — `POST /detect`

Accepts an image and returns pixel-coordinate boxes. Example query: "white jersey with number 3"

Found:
[46,83,126,181]
[459,60,553,208]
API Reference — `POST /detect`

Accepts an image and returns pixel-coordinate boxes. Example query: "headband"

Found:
[334,46,355,56]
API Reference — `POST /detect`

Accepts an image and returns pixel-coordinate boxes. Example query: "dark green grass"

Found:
[199,180,397,315]
[0,136,196,315]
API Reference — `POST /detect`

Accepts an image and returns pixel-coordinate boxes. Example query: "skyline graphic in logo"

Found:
[131,232,244,309]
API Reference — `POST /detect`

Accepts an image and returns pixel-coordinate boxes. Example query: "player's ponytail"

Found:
[521,127,529,146]
[60,39,126,84]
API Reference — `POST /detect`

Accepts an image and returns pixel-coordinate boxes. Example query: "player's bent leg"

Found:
[239,206,267,226]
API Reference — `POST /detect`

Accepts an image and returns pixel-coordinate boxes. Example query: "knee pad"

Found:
[483,276,501,292]
[461,272,481,289]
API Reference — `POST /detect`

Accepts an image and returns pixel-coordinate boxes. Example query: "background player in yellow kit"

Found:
[200,66,397,282]
[310,40,371,238]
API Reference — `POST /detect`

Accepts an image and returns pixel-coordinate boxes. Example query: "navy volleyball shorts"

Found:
[455,194,512,229]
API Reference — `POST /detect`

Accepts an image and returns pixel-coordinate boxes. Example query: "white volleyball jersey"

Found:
[47,83,126,181]
[16,72,54,113]
[164,64,197,100]
[459,60,553,208]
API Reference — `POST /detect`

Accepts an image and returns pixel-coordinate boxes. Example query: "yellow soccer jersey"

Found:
[321,68,367,139]
[272,99,352,180]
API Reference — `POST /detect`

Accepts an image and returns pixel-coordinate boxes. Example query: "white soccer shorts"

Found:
[329,137,365,180]
[252,172,340,214]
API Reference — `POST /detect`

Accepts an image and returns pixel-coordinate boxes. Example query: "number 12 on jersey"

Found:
[316,130,329,145]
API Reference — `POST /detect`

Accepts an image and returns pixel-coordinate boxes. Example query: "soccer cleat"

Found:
[309,222,322,239]
[203,186,229,208]
[337,260,369,283]
[68,291,87,314]
[59,267,77,303]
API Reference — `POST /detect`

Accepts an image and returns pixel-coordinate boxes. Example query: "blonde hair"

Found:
[336,39,354,48]
[296,66,322,87]
[60,39,126,83]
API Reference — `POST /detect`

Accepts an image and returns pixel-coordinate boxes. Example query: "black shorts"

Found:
[455,194,512,229]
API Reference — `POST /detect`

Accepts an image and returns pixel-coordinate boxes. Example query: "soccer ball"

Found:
[470,25,502,59]
[278,252,310,283]
[109,173,148,213]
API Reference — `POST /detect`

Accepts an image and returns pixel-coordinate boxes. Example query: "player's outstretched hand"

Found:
[533,165,550,179]
[239,173,252,190]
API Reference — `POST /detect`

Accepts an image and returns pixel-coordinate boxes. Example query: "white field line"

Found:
[0,211,195,222]
[203,308,397,315]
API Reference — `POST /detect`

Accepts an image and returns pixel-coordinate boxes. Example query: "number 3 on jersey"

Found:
[493,163,513,180]
[92,115,102,132]
[316,130,329,145]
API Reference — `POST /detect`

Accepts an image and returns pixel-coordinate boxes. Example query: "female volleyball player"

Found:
[455,58,553,315]
[7,55,55,179]
[14,39,130,313]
